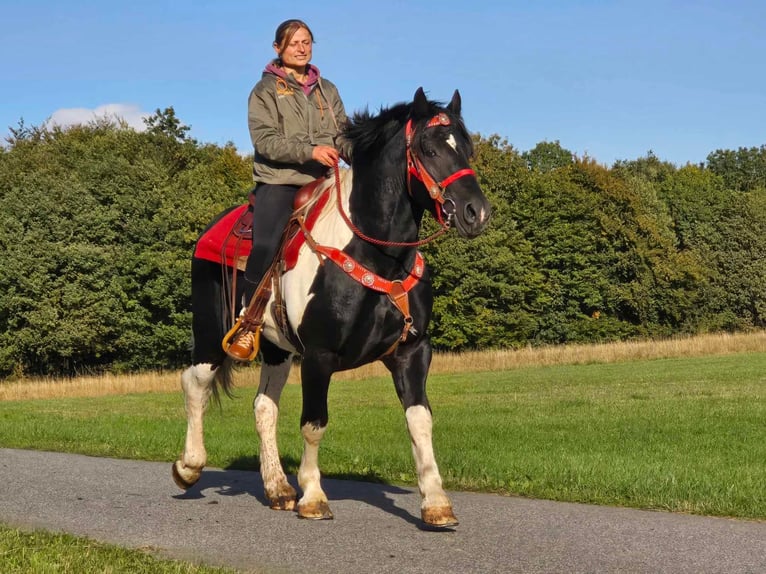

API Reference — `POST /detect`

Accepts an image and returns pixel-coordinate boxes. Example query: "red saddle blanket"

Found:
[193,183,332,271]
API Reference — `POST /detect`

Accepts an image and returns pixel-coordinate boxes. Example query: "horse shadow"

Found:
[173,456,426,528]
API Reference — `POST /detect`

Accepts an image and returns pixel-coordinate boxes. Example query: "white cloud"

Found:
[48,103,149,131]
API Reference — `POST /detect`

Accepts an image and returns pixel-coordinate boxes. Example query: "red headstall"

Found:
[405,113,477,224]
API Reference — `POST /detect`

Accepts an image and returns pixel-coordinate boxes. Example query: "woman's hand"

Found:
[312,145,340,167]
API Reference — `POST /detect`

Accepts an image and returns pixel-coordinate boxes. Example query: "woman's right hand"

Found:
[312,145,339,167]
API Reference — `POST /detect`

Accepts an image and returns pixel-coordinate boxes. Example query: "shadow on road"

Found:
[172,460,424,527]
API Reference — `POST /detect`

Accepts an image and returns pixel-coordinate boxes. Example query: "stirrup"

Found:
[222,318,261,362]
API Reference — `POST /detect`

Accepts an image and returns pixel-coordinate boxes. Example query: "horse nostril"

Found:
[464,202,477,224]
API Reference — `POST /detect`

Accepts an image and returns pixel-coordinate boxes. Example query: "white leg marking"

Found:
[254,360,293,503]
[180,364,216,472]
[406,405,451,510]
[298,422,328,504]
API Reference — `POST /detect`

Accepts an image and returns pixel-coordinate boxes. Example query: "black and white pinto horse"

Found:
[173,88,491,528]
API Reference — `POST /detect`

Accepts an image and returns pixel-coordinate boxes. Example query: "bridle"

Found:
[334,111,477,248]
[406,112,476,227]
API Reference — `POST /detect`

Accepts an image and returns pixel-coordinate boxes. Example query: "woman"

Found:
[226,19,351,360]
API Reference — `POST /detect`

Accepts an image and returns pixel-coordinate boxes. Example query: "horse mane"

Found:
[344,97,471,159]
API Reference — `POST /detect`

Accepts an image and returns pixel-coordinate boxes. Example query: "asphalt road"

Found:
[1,448,765,573]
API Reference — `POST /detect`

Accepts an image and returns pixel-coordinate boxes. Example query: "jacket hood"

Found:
[264,60,320,95]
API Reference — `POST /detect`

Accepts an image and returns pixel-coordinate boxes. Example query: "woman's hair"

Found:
[273,19,314,55]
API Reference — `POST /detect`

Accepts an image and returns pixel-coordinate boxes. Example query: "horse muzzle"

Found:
[443,193,491,239]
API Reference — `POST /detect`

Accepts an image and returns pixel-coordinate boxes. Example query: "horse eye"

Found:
[424,147,438,158]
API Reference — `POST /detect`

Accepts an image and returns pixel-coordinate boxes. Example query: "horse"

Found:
[172,88,491,528]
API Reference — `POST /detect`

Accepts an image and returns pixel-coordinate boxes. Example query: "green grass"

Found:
[1,352,765,519]
[0,525,236,573]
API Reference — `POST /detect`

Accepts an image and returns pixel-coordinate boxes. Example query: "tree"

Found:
[143,106,192,142]
[659,164,766,330]
[0,117,250,377]
[522,140,574,173]
[706,146,766,192]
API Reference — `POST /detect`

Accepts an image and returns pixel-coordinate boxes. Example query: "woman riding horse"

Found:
[228,18,351,361]
[173,87,491,528]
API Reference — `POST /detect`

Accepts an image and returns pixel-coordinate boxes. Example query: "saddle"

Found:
[194,177,331,273]
[195,177,334,357]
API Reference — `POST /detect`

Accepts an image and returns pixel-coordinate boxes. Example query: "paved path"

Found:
[1,448,765,573]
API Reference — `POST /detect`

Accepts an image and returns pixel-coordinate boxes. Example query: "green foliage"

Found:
[522,139,574,173]
[0,113,763,376]
[706,145,766,192]
[658,164,766,330]
[0,119,251,377]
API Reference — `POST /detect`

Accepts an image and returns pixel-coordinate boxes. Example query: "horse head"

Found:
[407,87,491,238]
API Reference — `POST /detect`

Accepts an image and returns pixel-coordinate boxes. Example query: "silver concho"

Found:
[362,273,374,286]
[343,259,355,273]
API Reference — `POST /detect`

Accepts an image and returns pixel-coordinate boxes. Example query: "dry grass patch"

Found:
[2,331,763,401]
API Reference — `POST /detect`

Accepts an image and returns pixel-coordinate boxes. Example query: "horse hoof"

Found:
[172,460,201,490]
[297,500,334,520]
[269,495,298,511]
[421,506,459,529]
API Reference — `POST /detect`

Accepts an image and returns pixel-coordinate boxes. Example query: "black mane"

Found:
[344,98,456,159]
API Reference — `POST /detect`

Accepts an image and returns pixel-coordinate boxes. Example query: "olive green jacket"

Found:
[247,67,351,185]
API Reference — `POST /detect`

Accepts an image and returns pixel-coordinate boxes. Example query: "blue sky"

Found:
[2,0,764,166]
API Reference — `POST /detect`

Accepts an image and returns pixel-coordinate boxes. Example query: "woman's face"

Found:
[276,27,313,70]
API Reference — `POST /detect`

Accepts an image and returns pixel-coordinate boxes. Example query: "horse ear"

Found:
[412,87,430,119]
[448,90,462,117]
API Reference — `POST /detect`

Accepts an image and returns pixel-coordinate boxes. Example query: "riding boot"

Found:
[222,183,299,362]
[223,278,261,361]
[223,273,272,362]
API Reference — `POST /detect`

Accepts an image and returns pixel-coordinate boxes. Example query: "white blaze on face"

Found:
[446,134,458,153]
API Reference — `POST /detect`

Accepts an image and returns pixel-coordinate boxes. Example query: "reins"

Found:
[332,161,449,248]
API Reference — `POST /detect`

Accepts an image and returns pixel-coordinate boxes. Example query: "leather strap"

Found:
[312,245,424,342]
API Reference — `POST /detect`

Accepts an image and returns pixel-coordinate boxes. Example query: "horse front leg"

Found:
[383,337,458,528]
[254,350,297,510]
[172,363,216,489]
[295,355,334,520]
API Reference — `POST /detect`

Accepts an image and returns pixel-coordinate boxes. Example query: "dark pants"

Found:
[244,183,300,295]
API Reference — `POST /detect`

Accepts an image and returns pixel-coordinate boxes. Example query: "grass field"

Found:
[1,332,764,571]
[0,525,237,573]
[1,332,765,521]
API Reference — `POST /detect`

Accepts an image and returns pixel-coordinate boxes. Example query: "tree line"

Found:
[1,109,764,378]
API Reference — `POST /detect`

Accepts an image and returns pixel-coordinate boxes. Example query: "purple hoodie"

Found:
[264,61,320,96]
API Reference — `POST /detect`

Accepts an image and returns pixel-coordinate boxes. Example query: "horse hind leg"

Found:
[173,257,231,489]
[254,347,298,510]
[172,363,217,489]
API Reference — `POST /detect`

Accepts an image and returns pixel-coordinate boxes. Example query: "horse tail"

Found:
[190,255,244,406]
[211,357,236,404]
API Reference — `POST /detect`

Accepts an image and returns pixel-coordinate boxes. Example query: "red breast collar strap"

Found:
[314,246,424,294]
[313,246,425,342]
